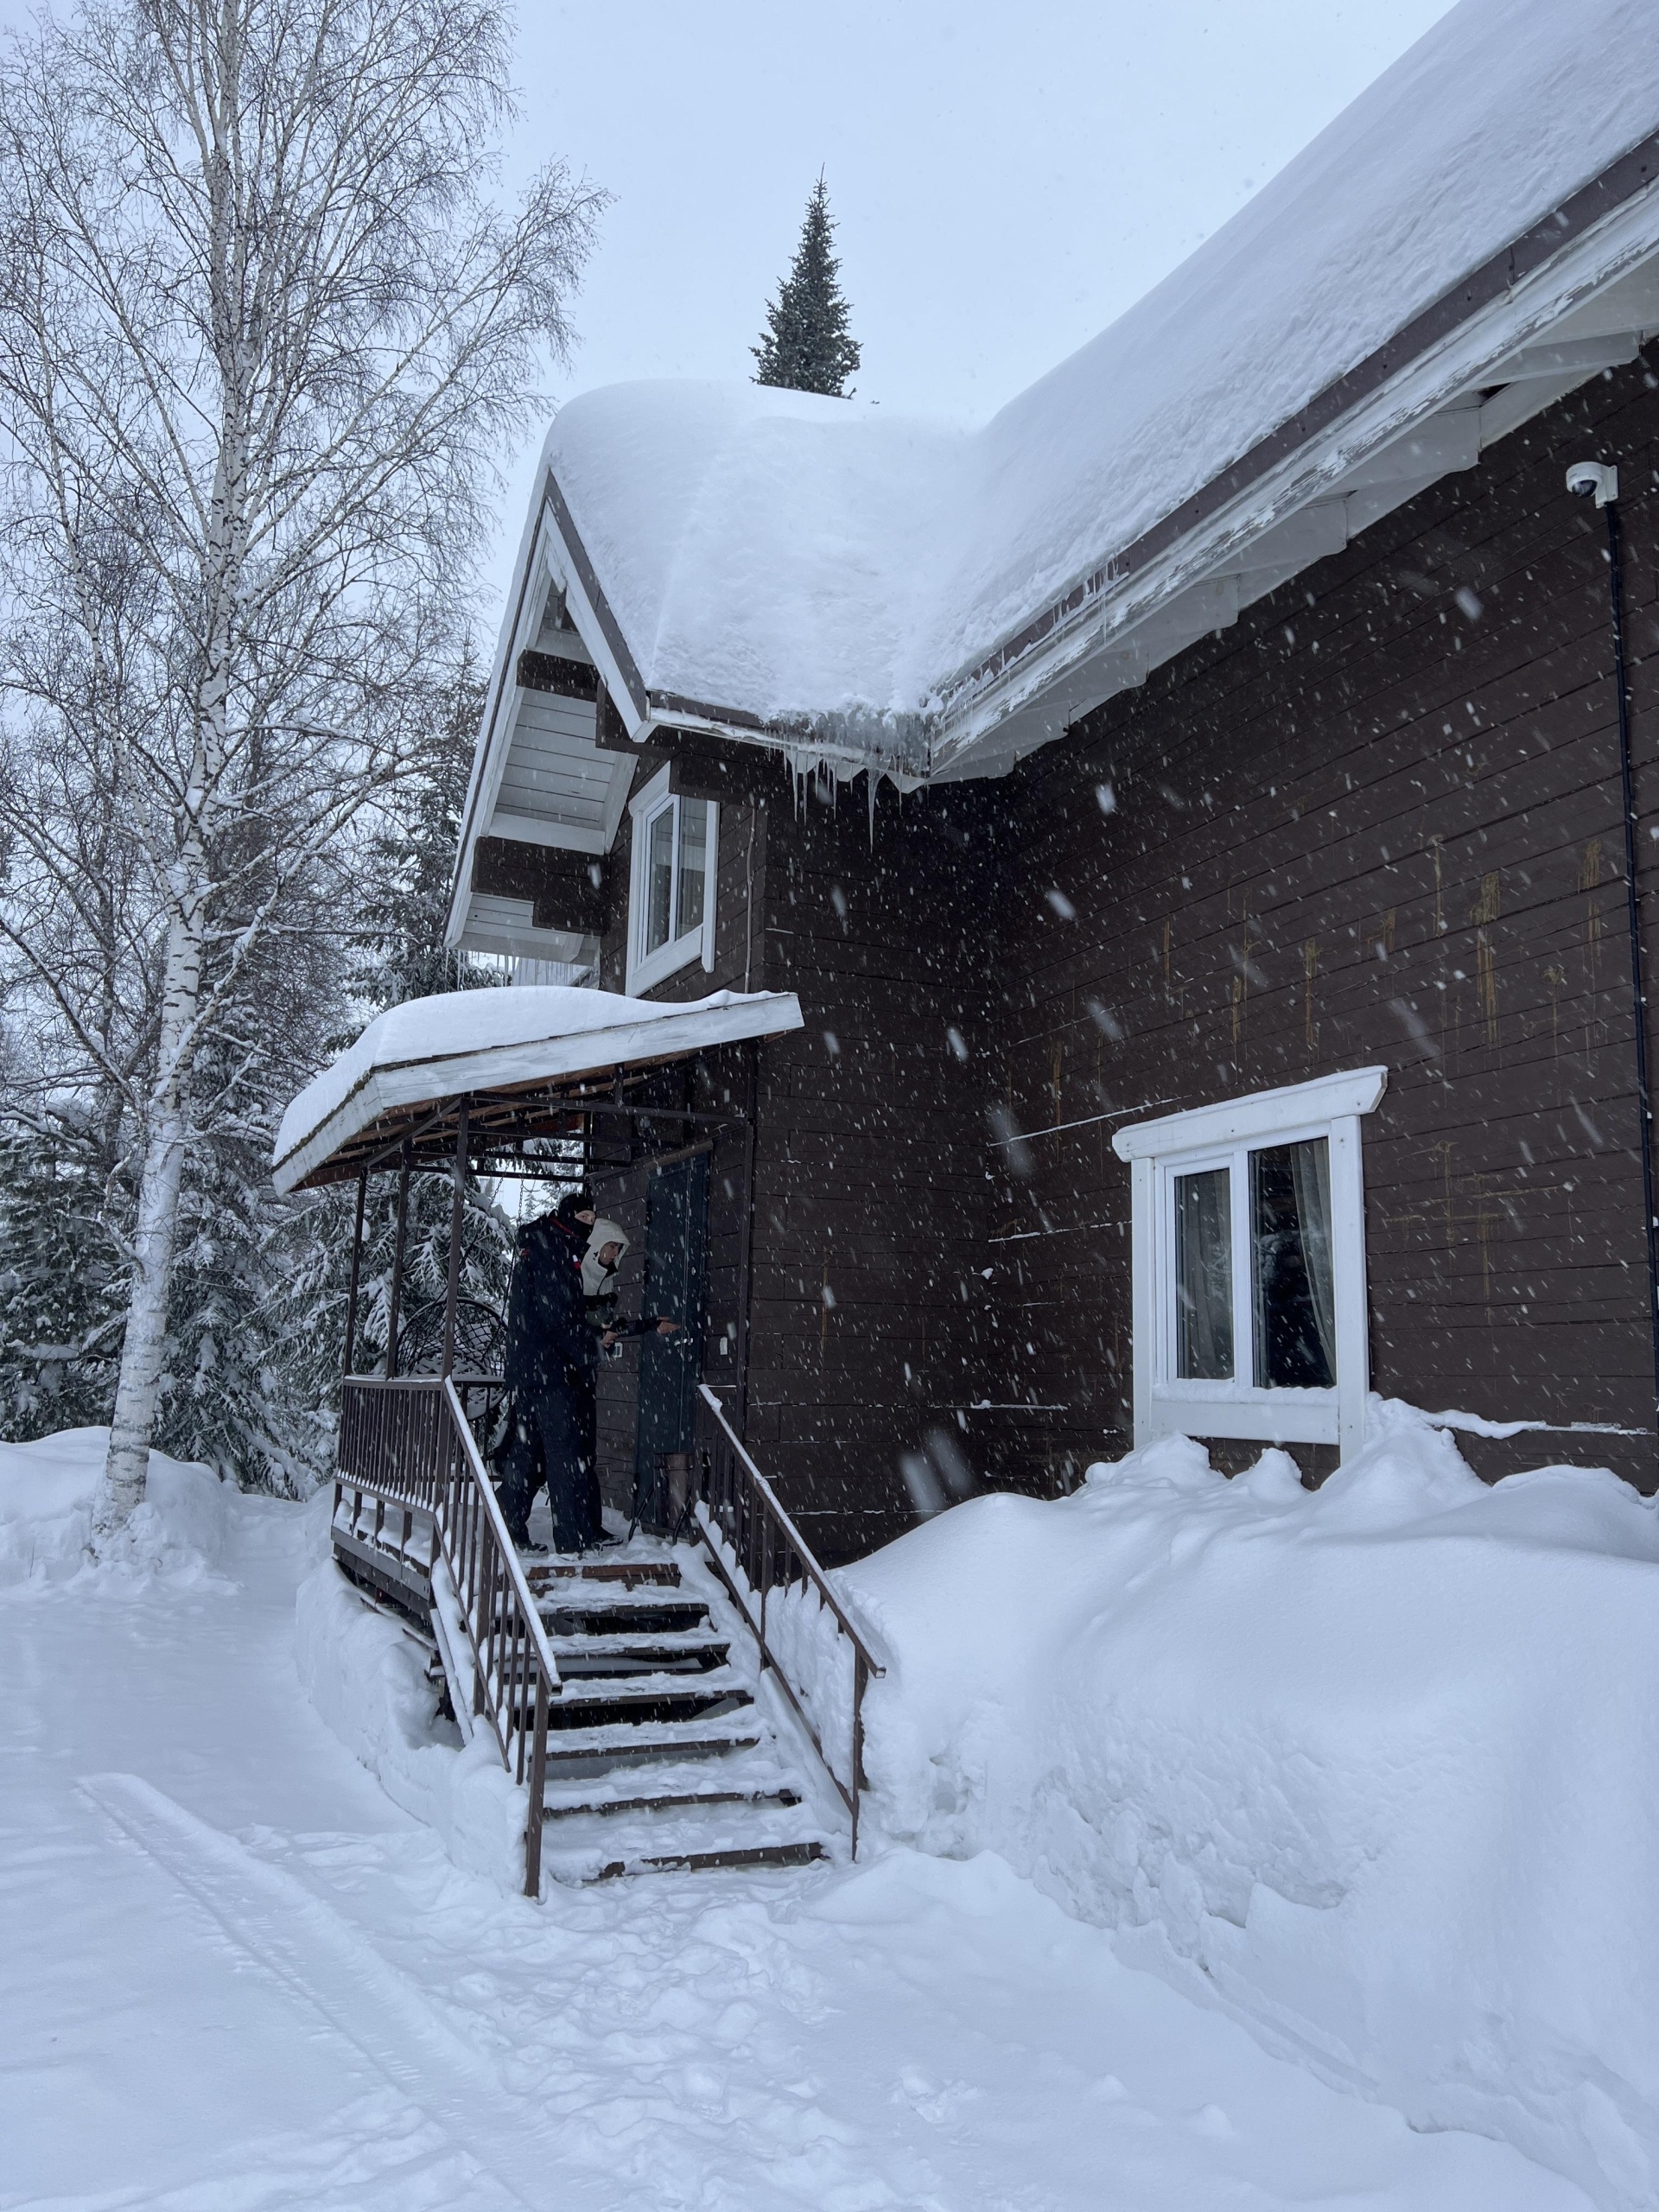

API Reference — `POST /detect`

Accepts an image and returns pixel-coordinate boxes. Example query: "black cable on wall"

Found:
[1599,486,1659,1447]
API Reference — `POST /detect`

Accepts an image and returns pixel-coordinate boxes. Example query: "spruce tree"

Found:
[0,1121,127,1439]
[752,175,861,397]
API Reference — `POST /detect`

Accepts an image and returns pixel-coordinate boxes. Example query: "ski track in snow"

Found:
[2,1483,1596,2210]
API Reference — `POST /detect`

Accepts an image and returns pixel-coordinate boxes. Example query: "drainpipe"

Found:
[1571,460,1659,1443]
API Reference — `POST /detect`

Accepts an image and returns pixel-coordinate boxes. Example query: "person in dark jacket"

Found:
[575,1217,681,1539]
[496,1189,598,1553]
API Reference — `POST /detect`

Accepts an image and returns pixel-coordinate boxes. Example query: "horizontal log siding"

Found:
[572,351,1659,1548]
[995,346,1659,1492]
[743,785,1007,1559]
[589,790,765,1522]
[586,775,1005,1561]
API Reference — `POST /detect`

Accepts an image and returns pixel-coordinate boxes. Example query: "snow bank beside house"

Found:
[0,1426,228,1585]
[293,1512,526,1892]
[839,1404,1659,2211]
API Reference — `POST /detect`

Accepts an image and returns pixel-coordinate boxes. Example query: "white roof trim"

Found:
[935,194,1659,775]
[1112,1067,1389,1161]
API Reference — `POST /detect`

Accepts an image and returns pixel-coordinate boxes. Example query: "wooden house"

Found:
[445,1,1659,1560]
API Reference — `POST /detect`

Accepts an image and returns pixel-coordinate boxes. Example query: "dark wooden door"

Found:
[633,1152,709,1522]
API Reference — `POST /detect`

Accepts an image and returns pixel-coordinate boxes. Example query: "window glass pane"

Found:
[676,798,709,941]
[645,803,675,954]
[1250,1138,1335,1389]
[1174,1166,1233,1379]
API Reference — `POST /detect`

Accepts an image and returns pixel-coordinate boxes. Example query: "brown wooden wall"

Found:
[741,780,1007,1557]
[993,346,1659,1495]
[582,758,1006,1560]
[575,346,1659,1554]
[586,763,760,1521]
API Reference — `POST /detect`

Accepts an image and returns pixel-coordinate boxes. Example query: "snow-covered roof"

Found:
[271,985,804,1193]
[449,0,1659,949]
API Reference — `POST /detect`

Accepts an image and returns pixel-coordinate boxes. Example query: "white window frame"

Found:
[1112,1067,1387,1460]
[625,765,717,995]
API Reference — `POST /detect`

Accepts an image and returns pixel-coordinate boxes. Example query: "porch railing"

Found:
[336,1374,561,1896]
[691,1382,886,1855]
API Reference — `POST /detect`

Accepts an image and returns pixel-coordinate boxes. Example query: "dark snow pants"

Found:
[496,1377,600,1554]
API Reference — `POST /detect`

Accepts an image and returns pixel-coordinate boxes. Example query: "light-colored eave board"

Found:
[542,469,650,722]
[445,467,652,950]
[272,991,804,1194]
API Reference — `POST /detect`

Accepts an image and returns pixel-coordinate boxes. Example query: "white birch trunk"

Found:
[95,1084,188,1529]
[94,201,246,1536]
[2,0,594,1531]
[94,810,209,1532]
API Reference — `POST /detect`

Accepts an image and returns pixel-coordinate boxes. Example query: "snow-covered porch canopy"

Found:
[448,0,1659,962]
[271,984,804,1193]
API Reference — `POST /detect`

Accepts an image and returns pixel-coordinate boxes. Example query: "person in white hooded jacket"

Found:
[580,1217,679,1348]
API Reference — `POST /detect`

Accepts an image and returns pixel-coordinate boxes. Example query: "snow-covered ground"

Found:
[839,1406,1659,2209]
[0,1427,1606,2209]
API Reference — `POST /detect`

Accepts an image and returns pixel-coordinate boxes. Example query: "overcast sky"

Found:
[519,1,1452,411]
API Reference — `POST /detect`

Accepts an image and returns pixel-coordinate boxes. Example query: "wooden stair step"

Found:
[594,1840,828,1879]
[548,1634,730,1675]
[543,1785,802,1819]
[543,1681,750,1732]
[526,1560,682,1589]
[538,1600,710,1637]
[554,1662,746,1700]
[539,1723,762,1768]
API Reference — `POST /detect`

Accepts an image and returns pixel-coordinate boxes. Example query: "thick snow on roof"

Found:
[546,0,1659,732]
[272,983,803,1190]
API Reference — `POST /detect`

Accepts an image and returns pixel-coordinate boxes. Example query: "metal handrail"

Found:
[340,1370,505,1390]
[442,1378,563,1688]
[692,1382,887,1855]
[697,1385,883,1666]
[335,1375,561,1896]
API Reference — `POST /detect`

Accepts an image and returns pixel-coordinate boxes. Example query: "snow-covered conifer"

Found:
[752,176,861,397]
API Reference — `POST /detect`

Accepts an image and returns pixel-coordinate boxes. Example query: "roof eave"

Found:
[930,126,1659,776]
[443,460,656,951]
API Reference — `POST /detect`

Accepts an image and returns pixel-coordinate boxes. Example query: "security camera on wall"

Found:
[1567,461,1619,506]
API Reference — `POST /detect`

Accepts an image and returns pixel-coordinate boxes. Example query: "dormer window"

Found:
[626,764,716,993]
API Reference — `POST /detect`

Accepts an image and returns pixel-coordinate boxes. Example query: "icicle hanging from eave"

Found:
[777,740,926,846]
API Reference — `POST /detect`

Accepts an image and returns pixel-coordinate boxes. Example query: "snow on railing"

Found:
[691,1382,886,1856]
[336,1375,561,1894]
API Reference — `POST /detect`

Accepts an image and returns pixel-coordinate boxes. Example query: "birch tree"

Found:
[0,0,601,1536]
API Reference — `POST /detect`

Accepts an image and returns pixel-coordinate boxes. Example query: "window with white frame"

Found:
[1111,1068,1387,1460]
[625,766,717,994]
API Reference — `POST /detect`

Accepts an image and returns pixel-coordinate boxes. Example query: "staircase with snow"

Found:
[332,1376,880,1895]
[524,1550,833,1881]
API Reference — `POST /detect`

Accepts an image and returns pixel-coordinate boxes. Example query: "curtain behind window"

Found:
[1174,1166,1233,1379]
[1289,1137,1336,1378]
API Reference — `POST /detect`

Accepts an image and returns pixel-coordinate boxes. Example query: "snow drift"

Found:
[293,1512,527,1892]
[841,1404,1659,2211]
[0,1426,228,1586]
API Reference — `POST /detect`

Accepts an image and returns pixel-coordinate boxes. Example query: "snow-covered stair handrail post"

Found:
[691,1382,886,1856]
[335,1375,563,1895]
